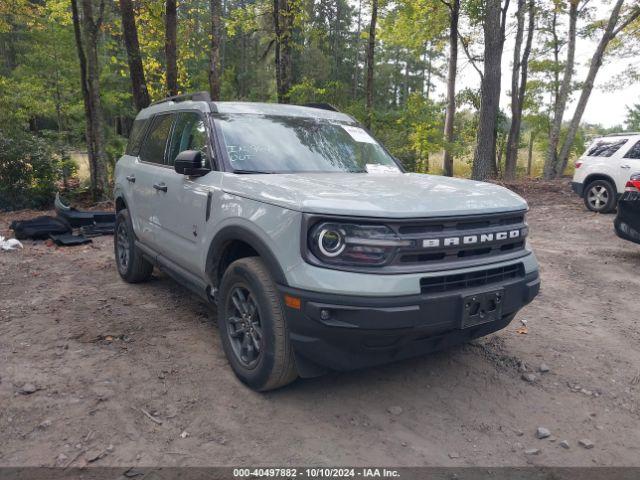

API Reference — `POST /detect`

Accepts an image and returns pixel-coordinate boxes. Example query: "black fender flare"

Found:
[206,225,288,287]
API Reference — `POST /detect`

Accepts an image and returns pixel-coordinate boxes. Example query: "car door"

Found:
[153,111,217,272]
[618,139,640,188]
[133,113,174,251]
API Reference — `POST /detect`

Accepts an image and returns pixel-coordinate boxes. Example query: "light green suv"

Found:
[113,92,540,391]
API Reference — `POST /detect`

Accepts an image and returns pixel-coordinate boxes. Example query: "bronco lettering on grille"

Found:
[422,229,521,249]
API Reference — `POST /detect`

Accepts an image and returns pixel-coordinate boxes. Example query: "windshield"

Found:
[215,114,401,173]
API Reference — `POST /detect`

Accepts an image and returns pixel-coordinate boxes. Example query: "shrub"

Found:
[0,129,65,210]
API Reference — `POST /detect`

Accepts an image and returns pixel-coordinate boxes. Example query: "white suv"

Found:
[572,133,640,212]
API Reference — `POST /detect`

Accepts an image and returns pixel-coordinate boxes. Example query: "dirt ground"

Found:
[1,179,639,468]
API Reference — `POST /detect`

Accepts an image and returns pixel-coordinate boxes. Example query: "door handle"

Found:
[153,182,168,192]
[126,175,136,183]
[621,164,631,169]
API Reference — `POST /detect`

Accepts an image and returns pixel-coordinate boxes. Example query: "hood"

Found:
[221,172,527,218]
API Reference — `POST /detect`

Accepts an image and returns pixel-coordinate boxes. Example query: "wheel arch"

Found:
[115,194,127,213]
[583,174,618,196]
[206,225,288,289]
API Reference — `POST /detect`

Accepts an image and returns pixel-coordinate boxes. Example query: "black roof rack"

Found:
[302,102,340,112]
[149,91,211,107]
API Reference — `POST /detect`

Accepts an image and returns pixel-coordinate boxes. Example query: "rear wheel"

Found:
[218,257,297,391]
[114,209,153,283]
[584,179,616,213]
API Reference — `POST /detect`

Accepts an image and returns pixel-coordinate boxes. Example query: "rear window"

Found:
[623,140,640,159]
[586,138,628,157]
[139,114,174,165]
[125,119,148,156]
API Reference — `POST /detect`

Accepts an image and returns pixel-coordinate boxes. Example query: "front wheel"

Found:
[218,257,298,391]
[584,179,616,213]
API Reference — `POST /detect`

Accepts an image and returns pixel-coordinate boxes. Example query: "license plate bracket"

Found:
[461,289,504,328]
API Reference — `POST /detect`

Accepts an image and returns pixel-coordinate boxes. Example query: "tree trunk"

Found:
[273,0,293,103]
[556,0,638,176]
[209,0,222,100]
[543,0,578,179]
[505,0,534,180]
[402,59,409,106]
[365,0,378,130]
[352,0,362,99]
[165,0,178,96]
[527,132,534,176]
[119,0,151,111]
[280,1,293,102]
[471,0,509,181]
[72,0,109,201]
[442,0,459,177]
[496,137,504,176]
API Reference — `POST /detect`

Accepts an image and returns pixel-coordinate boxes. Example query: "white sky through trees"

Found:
[413,0,639,129]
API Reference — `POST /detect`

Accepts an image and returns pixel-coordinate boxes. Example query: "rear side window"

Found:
[623,140,640,159]
[586,139,628,157]
[125,118,148,156]
[139,114,174,165]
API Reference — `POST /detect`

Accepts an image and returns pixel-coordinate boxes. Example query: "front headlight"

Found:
[308,222,412,266]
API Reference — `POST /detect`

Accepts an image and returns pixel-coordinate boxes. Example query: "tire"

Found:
[218,257,298,391]
[114,208,154,283]
[584,179,616,213]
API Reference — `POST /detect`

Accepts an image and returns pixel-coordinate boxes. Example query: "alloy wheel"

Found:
[587,185,609,210]
[116,222,130,271]
[226,285,263,368]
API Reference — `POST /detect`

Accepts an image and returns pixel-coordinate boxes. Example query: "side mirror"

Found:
[174,150,208,177]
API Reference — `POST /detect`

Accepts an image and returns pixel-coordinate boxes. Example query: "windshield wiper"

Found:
[232,169,275,174]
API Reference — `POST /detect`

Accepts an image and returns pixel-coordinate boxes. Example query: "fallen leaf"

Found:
[516,326,528,334]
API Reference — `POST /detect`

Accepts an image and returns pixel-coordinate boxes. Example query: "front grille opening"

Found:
[499,216,525,226]
[388,212,528,267]
[457,247,492,258]
[420,263,524,294]
[500,241,524,252]
[456,220,490,230]
[400,252,446,263]
[398,224,444,235]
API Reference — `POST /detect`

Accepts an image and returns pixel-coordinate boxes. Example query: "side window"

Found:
[167,112,211,169]
[623,140,640,159]
[125,118,148,156]
[586,139,628,157]
[139,114,174,165]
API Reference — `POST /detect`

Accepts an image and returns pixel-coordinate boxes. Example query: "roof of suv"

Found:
[590,133,640,142]
[137,98,355,124]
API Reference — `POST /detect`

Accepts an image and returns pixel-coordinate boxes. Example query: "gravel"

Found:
[18,383,38,395]
[387,406,403,416]
[579,439,595,449]
[536,427,551,439]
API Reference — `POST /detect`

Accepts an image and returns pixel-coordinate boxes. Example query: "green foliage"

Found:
[625,103,640,131]
[0,129,66,210]
[1,0,629,194]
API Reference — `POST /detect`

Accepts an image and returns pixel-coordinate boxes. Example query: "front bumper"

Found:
[571,182,584,197]
[279,268,540,375]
